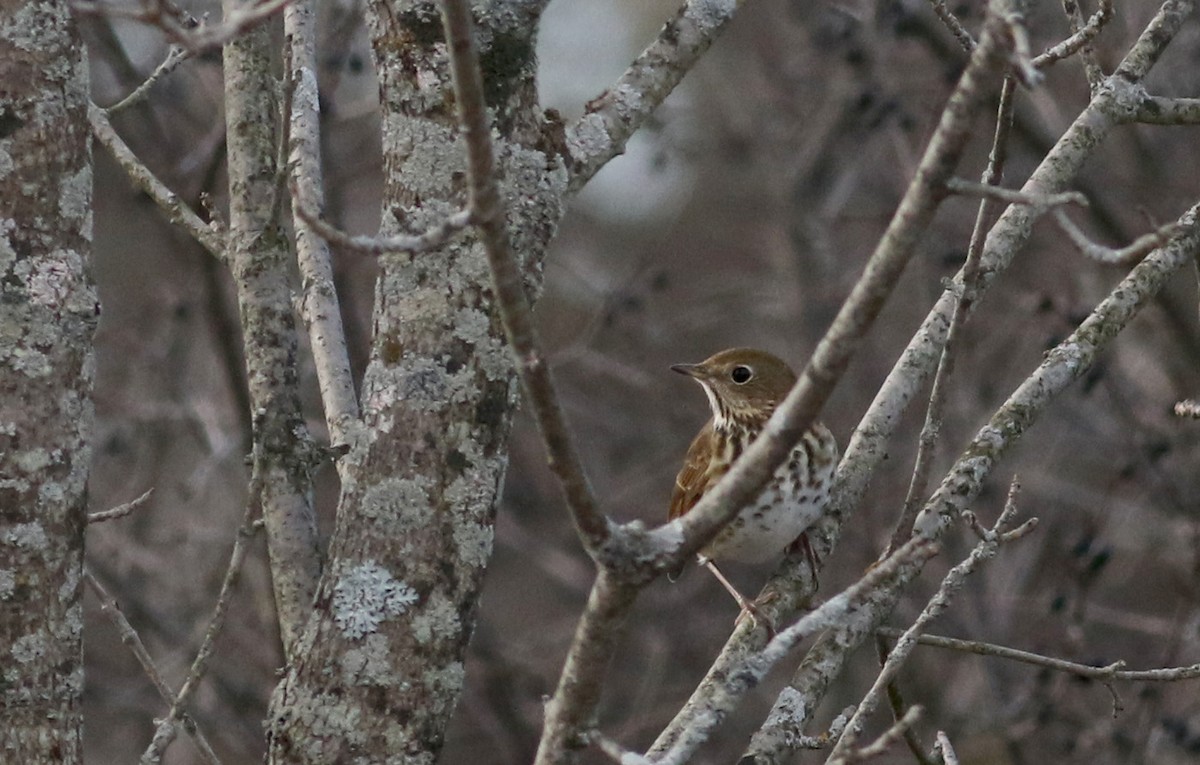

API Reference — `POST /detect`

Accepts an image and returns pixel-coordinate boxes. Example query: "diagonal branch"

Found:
[564,0,747,192]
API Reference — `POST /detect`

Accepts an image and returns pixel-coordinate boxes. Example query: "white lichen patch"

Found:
[566,113,612,162]
[340,632,396,687]
[4,521,49,551]
[331,560,419,640]
[0,569,15,599]
[15,447,54,473]
[0,1,70,52]
[360,476,433,527]
[452,519,493,571]
[288,689,369,759]
[689,0,738,31]
[59,167,91,228]
[17,248,84,308]
[409,591,460,645]
[11,630,46,663]
[420,660,466,719]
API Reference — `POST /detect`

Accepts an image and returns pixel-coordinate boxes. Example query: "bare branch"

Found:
[87,488,153,523]
[840,706,923,763]
[84,569,222,765]
[876,628,1200,682]
[139,471,263,763]
[886,78,1020,558]
[1035,0,1111,75]
[105,44,190,114]
[1054,209,1181,265]
[945,178,1087,210]
[828,479,1031,759]
[652,539,939,765]
[290,190,471,255]
[440,0,609,554]
[926,0,975,52]
[564,0,746,191]
[284,0,360,450]
[88,103,225,259]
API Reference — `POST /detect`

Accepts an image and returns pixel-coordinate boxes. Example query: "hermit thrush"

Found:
[670,348,839,627]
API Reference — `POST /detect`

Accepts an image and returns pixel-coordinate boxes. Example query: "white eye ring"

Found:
[731,365,753,384]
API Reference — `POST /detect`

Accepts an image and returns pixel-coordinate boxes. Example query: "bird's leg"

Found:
[699,556,776,638]
[786,532,820,589]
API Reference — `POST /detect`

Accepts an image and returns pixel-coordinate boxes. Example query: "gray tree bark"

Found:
[0,0,95,760]
[266,1,565,761]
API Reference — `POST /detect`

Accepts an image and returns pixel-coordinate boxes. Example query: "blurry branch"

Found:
[73,0,293,54]
[564,0,747,191]
[1002,12,1041,88]
[887,76,1018,560]
[284,0,360,451]
[1175,399,1200,418]
[934,732,961,765]
[1038,0,1111,81]
[648,13,1013,757]
[291,193,471,254]
[139,469,264,764]
[592,731,651,765]
[927,0,974,52]
[829,481,1033,759]
[878,637,938,765]
[87,488,153,523]
[840,706,923,763]
[651,540,938,765]
[875,628,1200,682]
[84,570,222,765]
[88,103,226,259]
[1054,209,1181,265]
[944,178,1086,210]
[106,45,189,114]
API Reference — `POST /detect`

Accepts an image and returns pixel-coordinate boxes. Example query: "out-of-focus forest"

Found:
[78,0,1198,762]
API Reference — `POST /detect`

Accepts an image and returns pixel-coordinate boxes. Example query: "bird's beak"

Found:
[670,363,704,378]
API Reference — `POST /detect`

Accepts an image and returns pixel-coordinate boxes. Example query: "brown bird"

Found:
[670,348,839,627]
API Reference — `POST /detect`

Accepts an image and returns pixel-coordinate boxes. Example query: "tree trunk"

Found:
[266,1,565,761]
[0,0,95,760]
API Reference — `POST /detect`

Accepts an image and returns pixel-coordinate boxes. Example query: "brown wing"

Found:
[669,420,715,521]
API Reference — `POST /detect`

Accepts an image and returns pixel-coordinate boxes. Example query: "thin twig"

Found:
[844,706,923,762]
[1174,400,1200,419]
[1033,0,1112,70]
[84,569,222,765]
[945,178,1087,210]
[877,635,937,765]
[1059,0,1105,88]
[139,469,264,763]
[88,103,225,258]
[290,191,471,255]
[1054,209,1181,265]
[926,0,975,52]
[829,480,1031,759]
[876,627,1200,682]
[87,488,154,523]
[106,45,190,114]
[652,539,940,765]
[885,78,1019,558]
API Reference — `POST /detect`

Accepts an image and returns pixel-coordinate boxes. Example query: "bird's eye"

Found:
[730,365,753,384]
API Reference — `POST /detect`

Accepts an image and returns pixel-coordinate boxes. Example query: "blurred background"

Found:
[80,0,1200,762]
